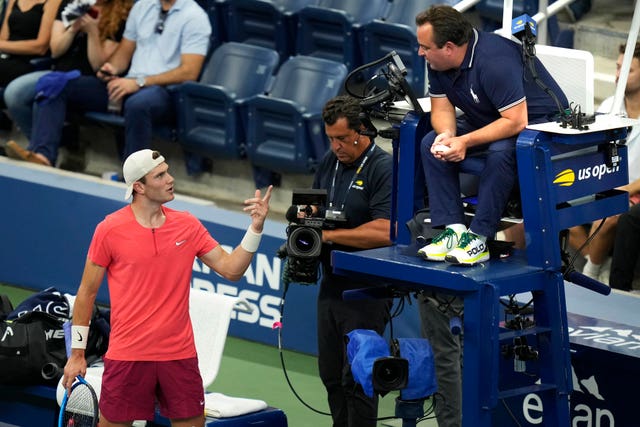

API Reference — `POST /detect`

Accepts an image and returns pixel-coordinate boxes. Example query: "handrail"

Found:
[452,0,579,44]
[453,0,481,13]
[531,0,577,44]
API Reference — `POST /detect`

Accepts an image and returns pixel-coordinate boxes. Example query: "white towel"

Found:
[204,392,268,418]
[190,290,249,388]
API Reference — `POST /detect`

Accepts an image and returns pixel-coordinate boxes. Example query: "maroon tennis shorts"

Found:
[99,357,204,422]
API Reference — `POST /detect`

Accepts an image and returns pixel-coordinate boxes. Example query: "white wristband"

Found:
[71,325,90,350]
[240,226,262,253]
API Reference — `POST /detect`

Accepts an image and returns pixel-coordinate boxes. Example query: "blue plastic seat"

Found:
[225,0,317,62]
[244,55,347,174]
[360,0,455,96]
[295,0,390,70]
[195,0,227,50]
[175,42,280,159]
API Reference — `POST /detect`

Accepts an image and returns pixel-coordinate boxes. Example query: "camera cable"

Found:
[274,281,436,422]
[273,278,332,416]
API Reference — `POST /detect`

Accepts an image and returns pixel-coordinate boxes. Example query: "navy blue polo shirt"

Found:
[427,29,568,128]
[312,142,392,297]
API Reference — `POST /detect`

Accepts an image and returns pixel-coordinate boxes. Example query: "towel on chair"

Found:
[204,392,268,418]
[190,291,242,388]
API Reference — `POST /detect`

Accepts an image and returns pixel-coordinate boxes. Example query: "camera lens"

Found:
[372,357,409,394]
[294,230,316,253]
[287,226,322,258]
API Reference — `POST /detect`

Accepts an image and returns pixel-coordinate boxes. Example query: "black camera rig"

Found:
[278,189,328,285]
[344,51,424,140]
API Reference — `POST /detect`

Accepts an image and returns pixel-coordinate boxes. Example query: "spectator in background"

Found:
[568,42,640,285]
[0,0,59,87]
[4,0,133,143]
[611,203,640,292]
[3,0,210,167]
[0,0,59,130]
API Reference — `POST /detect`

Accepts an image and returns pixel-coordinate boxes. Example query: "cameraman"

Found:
[312,95,393,427]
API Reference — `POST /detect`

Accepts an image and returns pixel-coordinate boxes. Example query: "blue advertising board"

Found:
[494,286,640,426]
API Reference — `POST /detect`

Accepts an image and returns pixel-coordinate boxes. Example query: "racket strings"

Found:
[62,383,98,427]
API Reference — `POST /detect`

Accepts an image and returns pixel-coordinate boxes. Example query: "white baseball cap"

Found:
[123,149,165,200]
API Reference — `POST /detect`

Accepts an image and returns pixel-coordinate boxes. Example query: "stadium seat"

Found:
[195,0,226,51]
[225,0,317,62]
[244,55,348,174]
[175,42,280,159]
[360,0,456,96]
[295,0,391,70]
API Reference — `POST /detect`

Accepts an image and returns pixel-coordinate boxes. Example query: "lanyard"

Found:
[328,143,376,211]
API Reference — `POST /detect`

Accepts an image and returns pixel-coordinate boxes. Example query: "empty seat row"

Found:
[177,42,348,175]
[207,0,452,96]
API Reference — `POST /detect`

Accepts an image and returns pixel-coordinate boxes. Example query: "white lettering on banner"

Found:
[521,365,617,426]
[237,289,260,323]
[568,326,640,351]
[522,394,544,424]
[193,251,282,290]
[258,294,282,328]
[572,405,615,427]
[191,279,281,328]
[253,253,282,290]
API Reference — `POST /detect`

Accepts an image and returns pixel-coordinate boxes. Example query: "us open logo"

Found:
[553,169,575,187]
[553,163,620,187]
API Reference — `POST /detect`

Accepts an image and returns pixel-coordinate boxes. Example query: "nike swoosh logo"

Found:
[76,331,83,342]
[176,240,187,246]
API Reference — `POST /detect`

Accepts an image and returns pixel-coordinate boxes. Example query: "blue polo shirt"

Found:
[427,29,567,128]
[123,0,211,78]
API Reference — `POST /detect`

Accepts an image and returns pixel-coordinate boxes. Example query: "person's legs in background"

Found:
[418,293,463,427]
[610,204,640,291]
[501,223,526,249]
[581,215,619,284]
[122,86,173,160]
[4,70,50,139]
[29,76,108,165]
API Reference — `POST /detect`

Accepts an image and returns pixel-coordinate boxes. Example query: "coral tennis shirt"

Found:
[88,205,218,361]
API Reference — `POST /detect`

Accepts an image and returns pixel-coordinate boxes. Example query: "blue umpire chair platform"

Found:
[331,107,636,426]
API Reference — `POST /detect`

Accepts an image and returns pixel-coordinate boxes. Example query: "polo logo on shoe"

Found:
[467,243,486,256]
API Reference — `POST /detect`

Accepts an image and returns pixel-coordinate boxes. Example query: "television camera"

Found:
[279,189,349,285]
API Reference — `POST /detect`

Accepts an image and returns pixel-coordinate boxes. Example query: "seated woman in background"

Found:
[0,0,60,87]
[3,0,133,140]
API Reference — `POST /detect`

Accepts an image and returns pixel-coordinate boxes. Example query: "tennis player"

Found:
[62,149,273,427]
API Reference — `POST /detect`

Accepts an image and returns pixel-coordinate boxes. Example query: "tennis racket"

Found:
[58,375,99,427]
